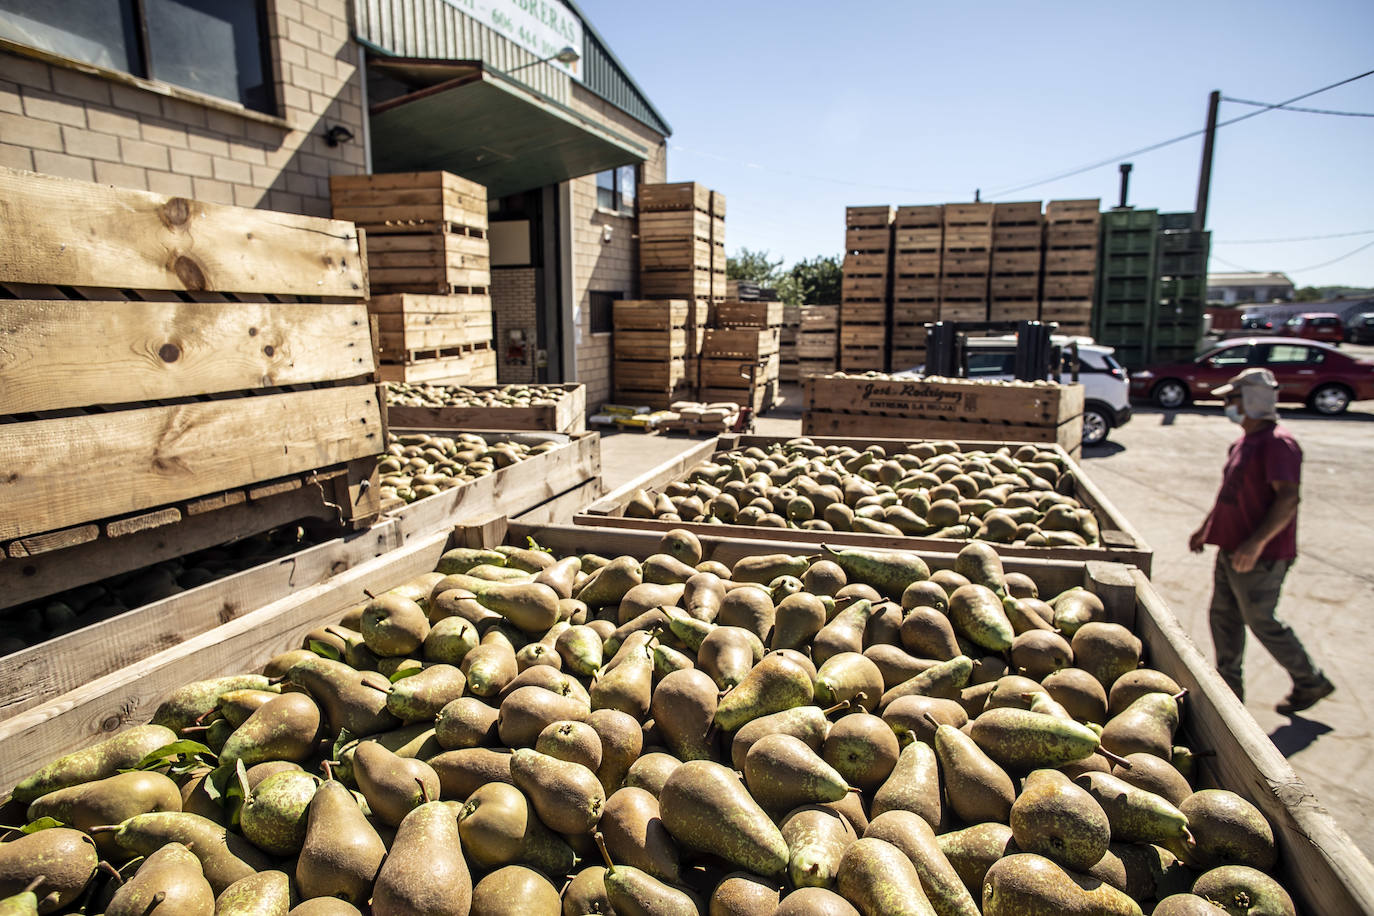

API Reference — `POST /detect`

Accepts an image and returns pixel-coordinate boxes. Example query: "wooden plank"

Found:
[0,516,409,720]
[0,300,375,415]
[713,301,784,328]
[639,210,712,242]
[0,530,453,795]
[639,182,713,213]
[510,477,605,527]
[377,349,498,385]
[581,437,725,516]
[0,386,385,541]
[0,166,365,297]
[613,329,688,360]
[845,205,893,228]
[612,300,689,330]
[894,205,944,229]
[845,227,892,252]
[802,411,1083,458]
[105,508,182,539]
[702,327,780,360]
[7,525,100,558]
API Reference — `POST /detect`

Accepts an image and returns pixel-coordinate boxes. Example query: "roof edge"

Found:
[561,0,672,137]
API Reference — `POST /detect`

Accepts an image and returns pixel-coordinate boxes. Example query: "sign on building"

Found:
[442,0,584,80]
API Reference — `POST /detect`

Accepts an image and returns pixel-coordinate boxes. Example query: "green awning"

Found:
[367,59,647,198]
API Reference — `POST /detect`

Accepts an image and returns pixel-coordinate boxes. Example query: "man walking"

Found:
[1189,367,1334,714]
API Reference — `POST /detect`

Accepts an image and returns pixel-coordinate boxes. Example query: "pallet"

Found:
[329,171,488,232]
[699,384,776,414]
[385,384,586,433]
[611,388,691,410]
[377,344,497,384]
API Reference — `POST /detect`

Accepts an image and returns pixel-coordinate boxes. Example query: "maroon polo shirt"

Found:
[1204,424,1302,561]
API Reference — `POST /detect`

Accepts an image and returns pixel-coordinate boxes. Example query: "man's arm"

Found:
[1229,480,1300,572]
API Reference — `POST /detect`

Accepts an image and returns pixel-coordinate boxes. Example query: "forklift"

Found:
[923,320,1081,384]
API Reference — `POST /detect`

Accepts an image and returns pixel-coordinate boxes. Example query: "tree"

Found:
[781,255,842,306]
[726,248,784,284]
[1294,286,1323,302]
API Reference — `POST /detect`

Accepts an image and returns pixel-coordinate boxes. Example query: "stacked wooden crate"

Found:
[1042,198,1101,335]
[779,303,802,382]
[939,203,993,323]
[840,206,892,370]
[797,304,841,377]
[612,299,692,408]
[330,172,497,384]
[891,205,943,369]
[700,300,783,411]
[989,201,1044,322]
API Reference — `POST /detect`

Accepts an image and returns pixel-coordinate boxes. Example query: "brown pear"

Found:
[587,708,643,795]
[650,668,719,761]
[106,841,213,916]
[600,787,681,884]
[510,748,606,835]
[295,774,385,905]
[353,740,440,827]
[932,720,1015,825]
[428,747,513,799]
[498,685,590,748]
[864,810,980,916]
[822,713,899,793]
[471,865,561,916]
[371,801,471,915]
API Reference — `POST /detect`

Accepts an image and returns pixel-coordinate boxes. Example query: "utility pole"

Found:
[1194,90,1221,231]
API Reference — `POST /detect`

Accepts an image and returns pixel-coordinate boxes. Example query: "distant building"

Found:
[1207,272,1295,305]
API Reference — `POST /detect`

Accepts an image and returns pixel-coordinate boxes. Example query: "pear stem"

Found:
[1096,747,1132,769]
[180,725,210,735]
[823,700,852,716]
[22,875,45,893]
[593,831,616,873]
[150,891,168,907]
[417,777,433,804]
[87,825,119,834]
[922,712,940,728]
[322,760,336,782]
[97,861,123,884]
[362,589,377,600]
[1172,688,1189,702]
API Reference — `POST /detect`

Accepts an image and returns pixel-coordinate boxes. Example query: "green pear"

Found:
[470,865,560,915]
[213,869,291,916]
[772,593,829,651]
[823,545,930,599]
[1191,864,1295,916]
[1076,771,1191,845]
[102,812,271,895]
[776,886,861,915]
[822,713,899,793]
[535,720,602,770]
[715,653,815,731]
[591,637,654,717]
[813,599,876,666]
[497,684,589,749]
[982,852,1142,915]
[650,668,718,761]
[423,616,479,666]
[1009,769,1111,872]
[936,822,1017,899]
[783,805,856,890]
[295,773,385,906]
[836,836,938,916]
[11,724,176,802]
[659,760,789,878]
[1178,789,1277,871]
[286,657,398,737]
[697,626,765,690]
[745,734,849,813]
[562,866,612,916]
[865,810,980,916]
[0,877,43,916]
[287,897,361,915]
[731,704,831,771]
[1071,622,1143,690]
[219,692,321,770]
[587,708,643,796]
[948,585,1015,652]
[970,706,1103,770]
[238,768,317,856]
[600,787,681,884]
[26,770,180,856]
[815,653,885,712]
[352,740,439,827]
[106,841,213,916]
[871,739,940,827]
[386,663,466,722]
[361,593,430,657]
[556,624,604,676]
[0,828,97,913]
[1100,691,1180,759]
[434,696,499,750]
[151,675,273,733]
[457,782,576,875]
[879,656,974,708]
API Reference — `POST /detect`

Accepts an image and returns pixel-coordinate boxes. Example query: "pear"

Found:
[11,724,176,802]
[650,668,719,761]
[936,822,1017,898]
[214,869,291,916]
[457,782,575,875]
[295,771,385,906]
[26,770,181,855]
[1100,691,1180,759]
[535,720,602,770]
[595,836,699,916]
[288,900,361,916]
[731,704,831,771]
[864,810,980,916]
[836,836,938,916]
[287,657,398,737]
[0,877,43,916]
[510,748,606,835]
[745,734,850,813]
[497,685,589,748]
[1178,789,1276,870]
[624,752,683,798]
[587,708,643,795]
[879,655,974,708]
[1051,589,1104,638]
[534,555,582,598]
[970,706,1104,770]
[462,631,520,697]
[106,841,214,916]
[881,695,967,746]
[600,787,681,883]
[353,740,440,827]
[562,866,613,916]
[982,852,1143,915]
[471,865,561,916]
[1154,895,1225,915]
[731,553,809,585]
[1041,668,1109,724]
[428,747,513,800]
[900,606,962,660]
[948,585,1014,652]
[871,739,940,827]
[435,697,500,749]
[697,626,764,690]
[717,586,777,643]
[866,645,940,691]
[710,872,784,916]
[782,804,856,890]
[1076,771,1191,845]
[813,599,876,666]
[574,556,644,608]
[372,800,472,916]
[1191,864,1295,916]
[423,615,480,665]
[823,545,929,599]
[823,712,899,792]
[102,812,271,895]
[386,664,467,722]
[1071,622,1143,690]
[430,575,562,633]
[1111,752,1193,808]
[814,652,885,712]
[932,720,1015,825]
[953,541,1008,598]
[556,625,605,676]
[659,760,789,878]
[151,675,272,733]
[776,887,861,915]
[1009,769,1111,872]
[238,768,317,856]
[0,828,97,912]
[652,642,695,679]
[771,592,829,651]
[361,593,430,657]
[217,689,283,727]
[1010,630,1074,680]
[219,692,321,769]
[590,637,654,717]
[715,652,815,731]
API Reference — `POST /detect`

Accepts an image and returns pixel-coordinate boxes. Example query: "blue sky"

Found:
[580,0,1374,289]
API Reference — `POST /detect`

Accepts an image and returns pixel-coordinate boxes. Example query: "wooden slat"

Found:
[0,300,375,415]
[0,386,384,541]
[376,349,498,385]
[0,167,365,297]
[7,525,99,558]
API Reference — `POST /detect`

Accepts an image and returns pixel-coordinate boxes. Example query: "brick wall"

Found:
[567,84,669,407]
[0,0,366,216]
[491,267,538,384]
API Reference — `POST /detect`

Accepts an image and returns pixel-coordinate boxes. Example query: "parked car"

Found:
[1279,312,1345,344]
[1347,312,1374,344]
[1129,337,1374,415]
[903,336,1132,445]
[1240,312,1278,332]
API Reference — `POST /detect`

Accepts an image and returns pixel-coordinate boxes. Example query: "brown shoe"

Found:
[1277,678,1334,715]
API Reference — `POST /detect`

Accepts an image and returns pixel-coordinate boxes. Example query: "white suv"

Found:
[902,335,1133,446]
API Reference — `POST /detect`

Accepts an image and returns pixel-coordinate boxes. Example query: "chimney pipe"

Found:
[1118,163,1133,209]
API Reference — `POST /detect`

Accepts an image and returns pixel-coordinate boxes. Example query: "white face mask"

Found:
[1224,403,1245,424]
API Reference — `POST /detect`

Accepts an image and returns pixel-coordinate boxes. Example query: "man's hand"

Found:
[1230,539,1263,573]
[1189,527,1207,553]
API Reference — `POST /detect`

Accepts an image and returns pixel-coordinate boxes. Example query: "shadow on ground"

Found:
[1268,715,1334,757]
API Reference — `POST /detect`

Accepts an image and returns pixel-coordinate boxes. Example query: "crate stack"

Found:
[939,203,994,324]
[779,303,802,382]
[1041,198,1101,336]
[1153,213,1211,362]
[890,205,943,369]
[840,206,893,370]
[612,300,691,409]
[797,304,841,378]
[1094,208,1160,367]
[989,202,1044,322]
[700,300,783,411]
[329,171,497,385]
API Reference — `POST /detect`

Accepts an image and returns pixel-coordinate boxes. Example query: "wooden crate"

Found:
[841,273,888,299]
[938,301,989,322]
[1046,223,1100,248]
[940,276,990,299]
[639,237,712,271]
[991,201,1042,224]
[989,300,1041,322]
[0,167,383,592]
[839,347,885,371]
[845,226,892,253]
[1046,197,1101,223]
[800,303,840,329]
[329,171,487,232]
[944,202,994,226]
[613,299,689,329]
[640,209,712,242]
[843,252,890,274]
[798,357,837,377]
[1043,273,1096,299]
[845,204,893,228]
[703,327,780,359]
[700,353,780,389]
[639,181,714,213]
[992,222,1044,248]
[614,358,687,391]
[375,343,496,384]
[613,328,689,361]
[805,411,1081,456]
[992,249,1042,272]
[714,300,784,328]
[894,204,944,228]
[989,275,1040,298]
[798,333,839,358]
[805,374,1082,425]
[385,384,587,433]
[364,228,491,295]
[641,268,714,299]
[370,293,493,358]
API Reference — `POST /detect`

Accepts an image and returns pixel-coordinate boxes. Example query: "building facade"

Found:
[0,0,671,406]
[1206,272,1295,306]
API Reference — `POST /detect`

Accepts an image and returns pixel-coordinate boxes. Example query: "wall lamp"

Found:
[508,46,580,74]
[323,124,355,147]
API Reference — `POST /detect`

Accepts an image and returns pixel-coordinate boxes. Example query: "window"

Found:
[965,352,1014,378]
[1208,345,1252,367]
[588,291,619,335]
[0,0,274,113]
[1264,345,1324,366]
[595,164,638,214]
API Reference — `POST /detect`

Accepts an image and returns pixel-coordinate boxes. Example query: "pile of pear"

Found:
[376,433,558,510]
[825,371,1058,389]
[384,383,570,410]
[0,533,1298,915]
[622,438,1101,547]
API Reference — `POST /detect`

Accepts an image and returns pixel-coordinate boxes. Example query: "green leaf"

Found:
[122,740,214,772]
[331,728,358,764]
[525,536,552,554]
[388,667,421,683]
[20,817,64,833]
[308,639,342,661]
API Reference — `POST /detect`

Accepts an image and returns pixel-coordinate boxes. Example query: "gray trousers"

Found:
[1209,551,1321,695]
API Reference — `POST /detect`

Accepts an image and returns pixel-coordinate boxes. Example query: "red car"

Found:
[1129,338,1374,415]
[1278,312,1345,345]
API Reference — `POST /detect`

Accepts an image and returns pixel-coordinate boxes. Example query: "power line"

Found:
[1210,238,1374,275]
[985,67,1374,199]
[1221,97,1374,118]
[1216,228,1374,245]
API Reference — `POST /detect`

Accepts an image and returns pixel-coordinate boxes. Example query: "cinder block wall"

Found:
[0,0,366,216]
[492,268,538,384]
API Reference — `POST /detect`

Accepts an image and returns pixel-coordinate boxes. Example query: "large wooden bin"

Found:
[385,384,587,433]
